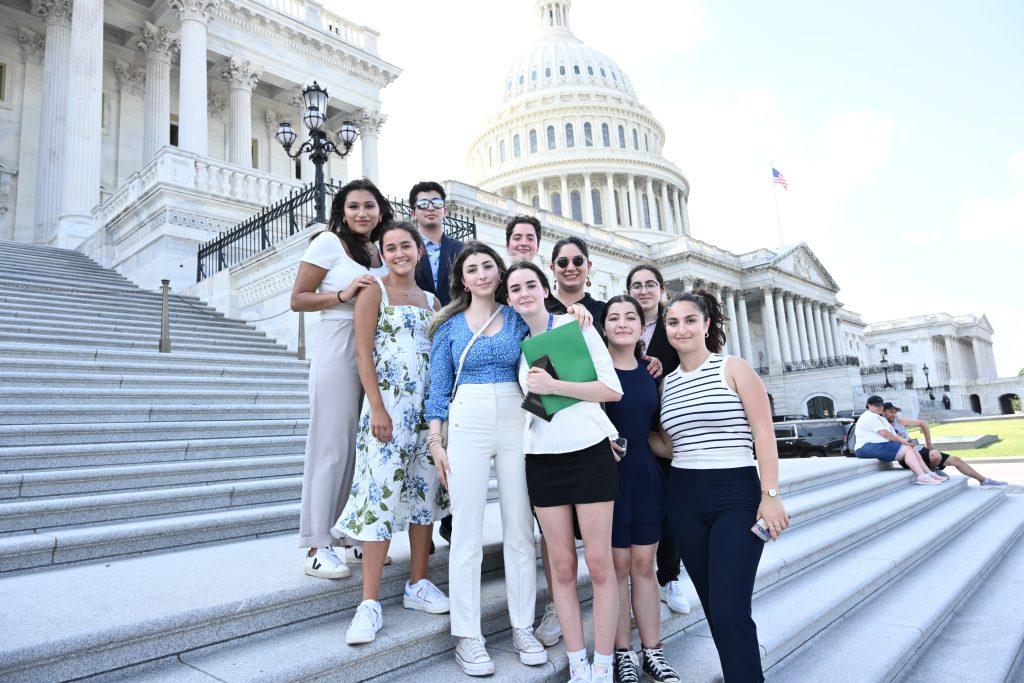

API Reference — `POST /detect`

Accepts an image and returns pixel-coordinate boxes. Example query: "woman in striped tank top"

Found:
[656,290,789,682]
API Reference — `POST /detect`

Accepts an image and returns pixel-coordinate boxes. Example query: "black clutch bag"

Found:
[521,354,558,422]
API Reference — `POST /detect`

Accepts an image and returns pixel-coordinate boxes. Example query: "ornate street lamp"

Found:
[274,81,359,225]
[922,363,932,390]
[880,351,893,389]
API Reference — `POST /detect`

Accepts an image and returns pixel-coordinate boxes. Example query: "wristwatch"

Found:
[762,488,779,498]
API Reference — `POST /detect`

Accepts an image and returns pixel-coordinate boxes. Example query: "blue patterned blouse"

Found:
[425,306,529,422]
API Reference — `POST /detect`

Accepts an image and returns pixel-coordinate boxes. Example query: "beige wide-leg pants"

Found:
[447,382,537,637]
[298,318,362,549]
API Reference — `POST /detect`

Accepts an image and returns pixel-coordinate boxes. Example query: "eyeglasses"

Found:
[628,281,661,293]
[554,255,586,269]
[414,198,445,210]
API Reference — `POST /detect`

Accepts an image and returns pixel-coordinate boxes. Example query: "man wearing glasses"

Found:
[410,181,464,307]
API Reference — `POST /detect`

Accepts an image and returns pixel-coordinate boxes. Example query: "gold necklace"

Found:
[385,275,411,297]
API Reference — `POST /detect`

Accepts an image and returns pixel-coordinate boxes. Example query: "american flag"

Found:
[772,167,788,190]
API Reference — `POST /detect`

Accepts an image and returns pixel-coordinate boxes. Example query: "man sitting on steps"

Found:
[882,401,1007,488]
[853,395,943,485]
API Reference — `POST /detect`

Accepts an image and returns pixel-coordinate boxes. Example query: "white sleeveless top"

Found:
[300,232,388,319]
[660,353,755,469]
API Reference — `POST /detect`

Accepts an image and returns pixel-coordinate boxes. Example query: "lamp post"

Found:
[274,81,359,225]
[923,363,935,401]
[881,351,893,389]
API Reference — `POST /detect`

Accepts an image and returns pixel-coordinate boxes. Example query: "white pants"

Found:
[447,382,536,637]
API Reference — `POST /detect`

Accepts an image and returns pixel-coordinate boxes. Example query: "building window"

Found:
[570,190,582,221]
[551,192,562,215]
[565,123,575,148]
[513,134,521,158]
[600,67,606,77]
[591,188,603,224]
[901,345,910,353]
[531,194,539,208]
[642,194,651,228]
[545,67,551,78]
[598,284,608,300]
[587,65,594,75]
[530,69,537,81]
[251,138,259,169]
[583,122,593,146]
[169,114,179,147]
[617,125,626,148]
[654,197,661,229]
[559,65,566,76]
[644,132,649,151]
[632,128,639,150]
[499,140,507,162]
[612,70,618,82]
[573,64,580,75]
[879,348,888,358]
[529,129,538,153]
[0,62,7,103]
[294,157,302,180]
[614,190,622,224]
[601,123,610,147]
[546,125,556,150]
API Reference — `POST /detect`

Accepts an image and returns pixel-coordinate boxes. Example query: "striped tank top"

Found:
[660,353,755,469]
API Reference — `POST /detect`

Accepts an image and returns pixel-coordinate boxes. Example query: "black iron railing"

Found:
[196,183,478,281]
[860,363,904,375]
[863,380,911,392]
[784,356,860,373]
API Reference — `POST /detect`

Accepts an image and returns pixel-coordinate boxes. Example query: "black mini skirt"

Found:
[526,439,619,507]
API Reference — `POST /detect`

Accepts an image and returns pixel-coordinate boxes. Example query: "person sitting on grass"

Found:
[854,395,943,485]
[882,401,1007,488]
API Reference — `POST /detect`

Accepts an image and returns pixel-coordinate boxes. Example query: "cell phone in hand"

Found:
[751,518,771,542]
[613,436,628,458]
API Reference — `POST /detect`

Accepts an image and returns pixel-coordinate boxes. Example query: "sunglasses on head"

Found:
[414,198,445,210]
[554,255,586,269]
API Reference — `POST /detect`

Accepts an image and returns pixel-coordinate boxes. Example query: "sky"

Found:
[333,0,1024,376]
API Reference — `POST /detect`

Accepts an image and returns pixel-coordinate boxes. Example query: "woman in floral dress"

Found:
[333,221,451,645]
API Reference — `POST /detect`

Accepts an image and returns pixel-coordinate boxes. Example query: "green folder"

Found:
[520,320,597,416]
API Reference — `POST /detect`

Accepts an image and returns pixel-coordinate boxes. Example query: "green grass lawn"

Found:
[908,419,1024,458]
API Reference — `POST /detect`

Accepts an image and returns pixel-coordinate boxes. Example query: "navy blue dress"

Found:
[604,360,668,548]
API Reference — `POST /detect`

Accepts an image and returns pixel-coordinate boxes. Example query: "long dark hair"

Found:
[427,240,507,338]
[498,260,551,302]
[667,289,728,353]
[322,178,394,268]
[550,235,590,262]
[602,294,646,359]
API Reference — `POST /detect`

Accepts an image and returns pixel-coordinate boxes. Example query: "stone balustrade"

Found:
[248,0,378,53]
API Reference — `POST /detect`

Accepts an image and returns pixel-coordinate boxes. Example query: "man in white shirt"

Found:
[854,396,942,484]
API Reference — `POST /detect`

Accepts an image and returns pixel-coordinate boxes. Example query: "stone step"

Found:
[0,281,205,307]
[0,418,308,447]
[0,269,153,293]
[0,331,296,356]
[766,494,1024,682]
[0,476,301,535]
[0,247,125,272]
[0,370,307,392]
[0,386,308,406]
[0,295,241,326]
[0,403,309,426]
[896,500,1024,683]
[0,434,307,470]
[0,312,269,340]
[0,260,134,283]
[0,502,300,574]
[0,341,309,369]
[0,454,305,499]
[0,240,111,262]
[0,357,307,382]
[0,320,282,348]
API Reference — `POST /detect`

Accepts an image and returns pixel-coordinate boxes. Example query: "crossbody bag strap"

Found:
[451,306,503,400]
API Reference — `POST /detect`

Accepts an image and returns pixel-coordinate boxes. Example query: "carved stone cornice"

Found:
[31,0,72,28]
[168,0,223,24]
[220,56,261,93]
[115,60,146,96]
[207,92,227,120]
[137,22,179,64]
[18,28,45,65]
[356,109,386,136]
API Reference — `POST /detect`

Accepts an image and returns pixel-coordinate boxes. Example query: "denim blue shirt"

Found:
[424,238,442,290]
[425,306,529,422]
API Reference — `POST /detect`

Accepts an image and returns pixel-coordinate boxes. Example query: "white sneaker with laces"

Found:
[591,660,613,683]
[660,581,691,615]
[569,661,593,683]
[345,599,382,645]
[403,579,450,614]
[345,546,392,565]
[303,547,351,579]
[455,636,495,676]
[535,602,562,646]
[512,627,548,665]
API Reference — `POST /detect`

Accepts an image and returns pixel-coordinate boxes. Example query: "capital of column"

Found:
[356,109,387,136]
[735,289,746,302]
[137,22,179,63]
[220,55,261,93]
[168,0,222,24]
[18,27,45,65]
[207,91,226,120]
[31,0,72,28]
[760,285,776,297]
[114,60,146,96]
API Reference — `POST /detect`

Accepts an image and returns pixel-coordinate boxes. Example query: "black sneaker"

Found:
[614,648,639,683]
[641,644,679,682]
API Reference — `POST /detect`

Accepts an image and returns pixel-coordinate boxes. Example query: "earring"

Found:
[705,332,710,338]
[464,286,470,292]
[586,278,592,288]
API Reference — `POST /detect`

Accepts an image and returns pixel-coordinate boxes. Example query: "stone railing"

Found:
[96,148,302,227]
[250,0,378,53]
[784,356,861,373]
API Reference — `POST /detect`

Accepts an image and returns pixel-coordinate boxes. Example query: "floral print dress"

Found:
[333,278,450,541]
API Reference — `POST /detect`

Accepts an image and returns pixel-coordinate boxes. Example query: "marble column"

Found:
[220,56,261,167]
[515,183,525,203]
[137,22,178,163]
[945,335,963,383]
[170,0,221,156]
[31,0,72,244]
[774,290,792,364]
[582,172,593,224]
[15,28,45,244]
[804,299,820,360]
[659,180,672,232]
[559,174,569,217]
[678,189,691,235]
[793,296,810,361]
[725,290,742,359]
[55,0,103,247]
[604,173,615,227]
[829,308,843,358]
[821,304,837,358]
[813,304,829,360]
[628,174,641,228]
[644,175,656,229]
[784,293,803,362]
[357,109,385,183]
[671,187,683,235]
[617,182,628,226]
[114,61,146,184]
[761,286,783,365]
[736,291,754,362]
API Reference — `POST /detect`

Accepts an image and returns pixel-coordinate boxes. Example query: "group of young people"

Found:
[289,178,790,683]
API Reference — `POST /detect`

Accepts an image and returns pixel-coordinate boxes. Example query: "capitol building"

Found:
[0,0,1020,418]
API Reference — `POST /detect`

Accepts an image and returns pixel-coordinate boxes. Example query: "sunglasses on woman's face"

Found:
[554,255,586,269]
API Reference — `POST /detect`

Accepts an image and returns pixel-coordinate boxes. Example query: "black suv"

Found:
[774,419,851,458]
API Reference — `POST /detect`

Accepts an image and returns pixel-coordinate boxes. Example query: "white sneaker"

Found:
[345,546,392,565]
[661,581,691,615]
[512,627,548,665]
[535,602,562,646]
[569,661,592,683]
[591,660,613,683]
[455,635,495,676]
[403,579,450,614]
[303,547,351,579]
[345,599,382,645]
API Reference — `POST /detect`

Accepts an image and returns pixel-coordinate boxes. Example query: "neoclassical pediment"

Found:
[771,243,838,290]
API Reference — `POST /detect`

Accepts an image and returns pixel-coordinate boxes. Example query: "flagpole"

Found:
[771,165,784,246]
